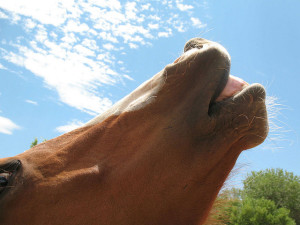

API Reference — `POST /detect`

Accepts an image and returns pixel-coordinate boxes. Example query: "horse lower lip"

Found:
[216,75,248,101]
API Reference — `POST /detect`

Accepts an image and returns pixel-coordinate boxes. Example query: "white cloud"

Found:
[174,24,185,32]
[148,15,160,21]
[141,3,151,11]
[63,20,90,34]
[148,23,159,30]
[129,43,138,49]
[0,11,8,19]
[58,86,113,115]
[103,43,115,50]
[123,74,134,81]
[158,28,172,38]
[0,0,68,26]
[61,32,78,46]
[99,32,119,43]
[158,32,169,38]
[148,15,161,21]
[89,0,121,11]
[49,31,58,39]
[25,18,37,31]
[82,39,97,50]
[11,13,21,24]
[162,0,174,9]
[176,1,193,11]
[125,2,138,20]
[25,100,38,105]
[73,44,95,57]
[0,0,207,116]
[3,43,115,115]
[191,17,207,29]
[0,116,21,135]
[55,120,84,133]
[0,63,7,70]
[112,24,153,42]
[35,25,48,42]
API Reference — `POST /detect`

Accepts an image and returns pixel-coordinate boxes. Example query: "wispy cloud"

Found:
[0,116,21,135]
[191,17,207,29]
[0,63,7,70]
[55,120,84,133]
[0,0,207,115]
[0,0,71,26]
[176,0,194,11]
[158,28,173,38]
[25,100,38,105]
[0,10,8,19]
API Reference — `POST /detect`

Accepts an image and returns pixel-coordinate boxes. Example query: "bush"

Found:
[230,197,295,225]
[243,169,300,223]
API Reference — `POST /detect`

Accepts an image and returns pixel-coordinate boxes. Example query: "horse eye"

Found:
[0,174,9,193]
[0,160,21,194]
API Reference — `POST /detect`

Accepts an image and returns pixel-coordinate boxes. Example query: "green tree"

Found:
[30,138,38,148]
[30,138,47,148]
[215,188,242,224]
[243,168,300,224]
[230,197,295,225]
[204,188,242,225]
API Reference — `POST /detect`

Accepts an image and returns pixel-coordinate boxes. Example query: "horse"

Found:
[0,38,268,225]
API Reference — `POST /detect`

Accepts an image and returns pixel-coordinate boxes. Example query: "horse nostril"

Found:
[0,176,8,187]
[184,38,208,52]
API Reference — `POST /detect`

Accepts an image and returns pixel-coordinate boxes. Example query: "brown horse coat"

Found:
[0,38,268,225]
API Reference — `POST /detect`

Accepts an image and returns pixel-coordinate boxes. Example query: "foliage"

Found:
[30,138,38,148]
[243,168,300,224]
[206,168,300,224]
[216,188,241,224]
[30,138,47,148]
[230,197,295,225]
[204,188,242,225]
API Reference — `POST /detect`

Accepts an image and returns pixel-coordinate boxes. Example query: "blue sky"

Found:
[0,0,300,185]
